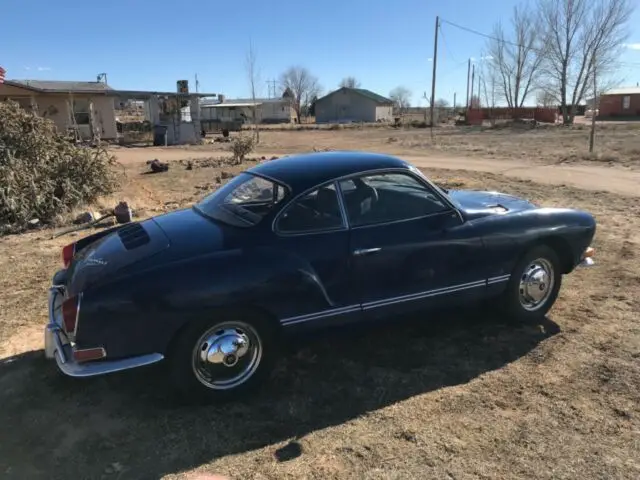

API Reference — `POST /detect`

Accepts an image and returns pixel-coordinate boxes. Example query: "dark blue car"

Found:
[44,151,596,402]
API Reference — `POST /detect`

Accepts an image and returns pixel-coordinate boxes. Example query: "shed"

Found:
[314,87,394,124]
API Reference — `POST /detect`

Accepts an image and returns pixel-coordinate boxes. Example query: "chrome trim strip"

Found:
[487,274,511,285]
[362,280,487,310]
[334,179,350,229]
[280,275,512,327]
[280,305,361,326]
[353,247,382,256]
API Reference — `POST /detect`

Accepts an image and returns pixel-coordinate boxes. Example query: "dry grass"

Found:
[0,156,639,479]
[203,122,640,169]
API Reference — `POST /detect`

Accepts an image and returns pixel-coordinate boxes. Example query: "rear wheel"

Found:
[499,245,562,322]
[168,311,278,403]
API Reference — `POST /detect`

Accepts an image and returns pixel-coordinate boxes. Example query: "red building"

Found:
[598,86,640,118]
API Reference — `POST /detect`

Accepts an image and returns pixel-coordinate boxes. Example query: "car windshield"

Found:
[194,173,289,227]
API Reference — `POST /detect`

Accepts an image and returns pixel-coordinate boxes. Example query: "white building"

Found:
[200,97,297,128]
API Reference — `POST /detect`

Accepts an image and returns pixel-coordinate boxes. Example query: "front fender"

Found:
[475,207,596,278]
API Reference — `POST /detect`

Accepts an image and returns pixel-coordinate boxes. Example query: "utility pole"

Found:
[266,79,277,98]
[589,55,597,153]
[465,59,471,108]
[195,73,200,94]
[470,63,475,107]
[453,92,456,110]
[429,15,439,134]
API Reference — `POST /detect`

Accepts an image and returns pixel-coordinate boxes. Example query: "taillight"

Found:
[62,242,76,268]
[61,294,81,336]
[73,347,106,363]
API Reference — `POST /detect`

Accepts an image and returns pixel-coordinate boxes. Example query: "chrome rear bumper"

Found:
[44,285,164,378]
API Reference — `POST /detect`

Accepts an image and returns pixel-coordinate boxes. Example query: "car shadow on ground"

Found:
[0,308,560,479]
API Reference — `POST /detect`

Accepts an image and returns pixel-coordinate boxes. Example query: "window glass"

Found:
[339,172,448,227]
[196,173,288,227]
[622,95,631,110]
[277,184,344,233]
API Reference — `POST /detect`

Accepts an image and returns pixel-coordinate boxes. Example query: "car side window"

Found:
[339,172,448,227]
[277,183,345,233]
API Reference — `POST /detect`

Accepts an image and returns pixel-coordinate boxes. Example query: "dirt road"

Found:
[112,147,640,197]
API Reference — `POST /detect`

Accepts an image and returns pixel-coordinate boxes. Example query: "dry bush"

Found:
[229,135,255,164]
[0,101,118,234]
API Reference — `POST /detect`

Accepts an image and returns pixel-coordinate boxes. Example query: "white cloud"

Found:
[24,66,31,70]
[624,43,640,50]
[37,66,51,71]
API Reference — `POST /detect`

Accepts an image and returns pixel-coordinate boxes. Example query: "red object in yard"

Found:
[0,66,5,84]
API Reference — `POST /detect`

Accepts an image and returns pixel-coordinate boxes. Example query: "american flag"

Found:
[0,66,5,84]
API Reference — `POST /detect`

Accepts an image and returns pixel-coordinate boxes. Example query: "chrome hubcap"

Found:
[519,258,554,311]
[192,321,262,390]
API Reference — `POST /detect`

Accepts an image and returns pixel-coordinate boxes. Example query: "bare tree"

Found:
[279,66,321,121]
[535,89,556,107]
[339,77,361,88]
[537,0,633,124]
[486,3,544,109]
[390,86,411,114]
[245,40,260,143]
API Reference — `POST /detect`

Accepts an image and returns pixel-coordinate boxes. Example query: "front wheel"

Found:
[499,245,562,323]
[168,312,278,403]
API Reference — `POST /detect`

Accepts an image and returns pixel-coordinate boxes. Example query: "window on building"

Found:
[622,96,631,110]
[72,99,91,125]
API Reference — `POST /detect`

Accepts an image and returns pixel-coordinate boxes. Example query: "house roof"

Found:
[3,80,220,98]
[202,102,262,108]
[200,97,290,106]
[5,79,114,93]
[602,86,640,96]
[317,87,394,105]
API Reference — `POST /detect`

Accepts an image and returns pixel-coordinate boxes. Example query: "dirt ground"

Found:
[111,122,640,197]
[1,127,639,479]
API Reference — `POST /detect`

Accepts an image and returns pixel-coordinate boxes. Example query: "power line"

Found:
[440,18,537,53]
[438,23,461,63]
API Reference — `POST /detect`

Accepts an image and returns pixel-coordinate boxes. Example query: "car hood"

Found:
[66,208,230,294]
[447,189,537,220]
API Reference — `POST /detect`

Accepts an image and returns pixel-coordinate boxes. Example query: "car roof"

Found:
[247,151,411,193]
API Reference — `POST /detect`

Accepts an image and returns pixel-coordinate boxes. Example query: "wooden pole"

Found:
[589,56,597,153]
[429,16,439,132]
[466,59,471,108]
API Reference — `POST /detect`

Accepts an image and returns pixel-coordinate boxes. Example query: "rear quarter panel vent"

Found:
[117,222,151,250]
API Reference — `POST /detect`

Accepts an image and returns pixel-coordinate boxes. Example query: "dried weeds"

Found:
[0,101,117,234]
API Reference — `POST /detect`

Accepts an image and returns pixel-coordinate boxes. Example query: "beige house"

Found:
[0,79,118,140]
[315,87,394,123]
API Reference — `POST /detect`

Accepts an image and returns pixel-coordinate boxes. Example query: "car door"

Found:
[270,182,360,329]
[338,170,487,320]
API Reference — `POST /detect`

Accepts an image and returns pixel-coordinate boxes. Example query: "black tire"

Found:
[499,244,562,323]
[167,310,279,404]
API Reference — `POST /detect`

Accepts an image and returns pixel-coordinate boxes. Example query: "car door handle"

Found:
[353,247,382,256]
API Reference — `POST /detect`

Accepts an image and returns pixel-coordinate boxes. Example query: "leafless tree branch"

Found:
[537,0,633,124]
[279,66,321,121]
[339,77,361,88]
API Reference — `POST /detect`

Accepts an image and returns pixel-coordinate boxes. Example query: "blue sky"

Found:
[2,0,640,106]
